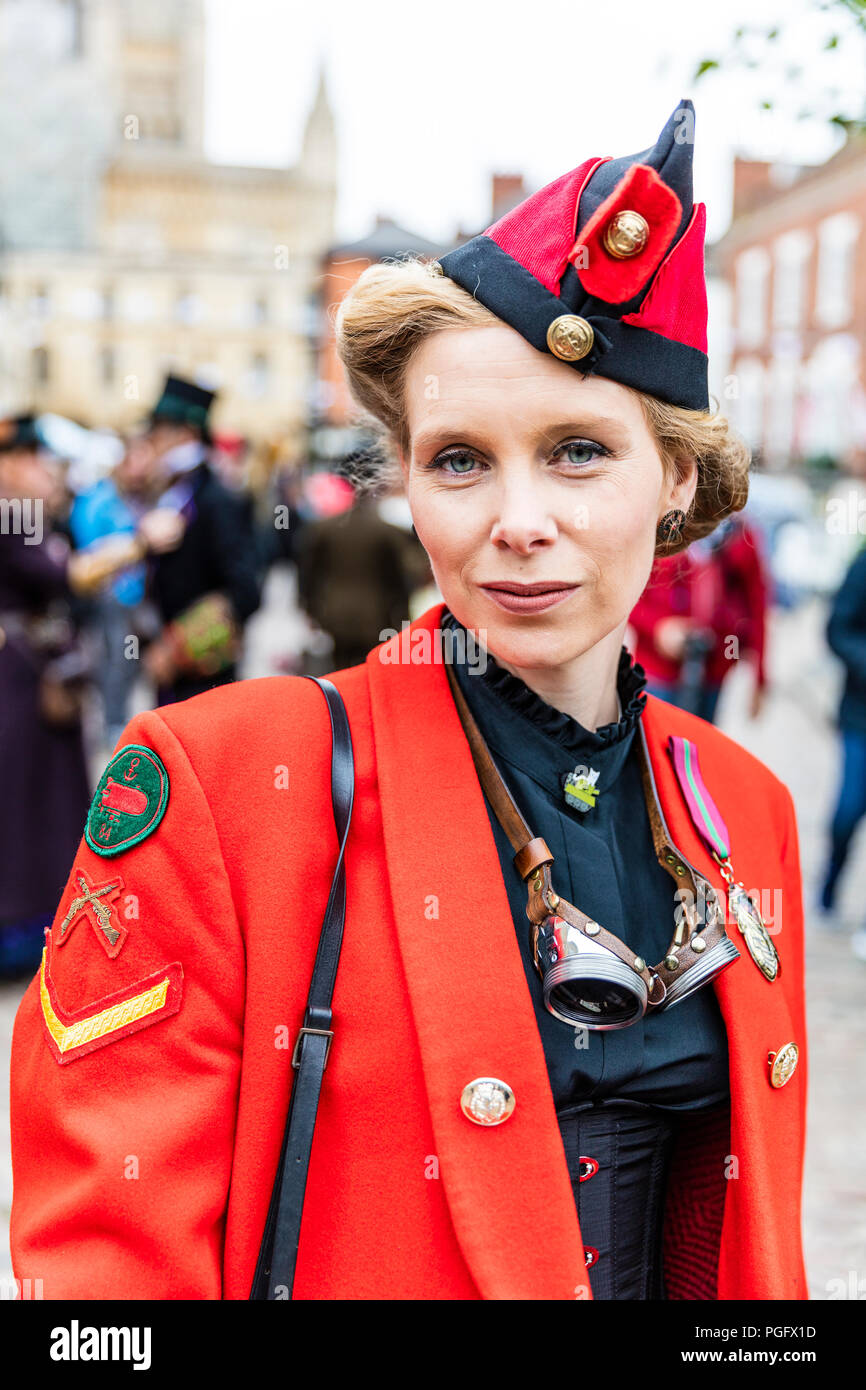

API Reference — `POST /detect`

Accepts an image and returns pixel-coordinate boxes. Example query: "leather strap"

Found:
[445,659,546,861]
[249,675,355,1300]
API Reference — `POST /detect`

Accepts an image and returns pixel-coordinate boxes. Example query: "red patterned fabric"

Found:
[663,1105,730,1299]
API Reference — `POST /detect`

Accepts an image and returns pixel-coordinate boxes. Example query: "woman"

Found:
[10,102,808,1300]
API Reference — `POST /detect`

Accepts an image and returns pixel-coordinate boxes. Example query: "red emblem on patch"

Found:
[100,777,149,817]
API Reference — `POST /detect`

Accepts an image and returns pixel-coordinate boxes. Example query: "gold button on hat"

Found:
[546,315,594,362]
[767,1042,799,1088]
[460,1077,516,1126]
[603,209,650,259]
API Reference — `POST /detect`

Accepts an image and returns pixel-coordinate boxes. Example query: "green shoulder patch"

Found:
[85,744,170,858]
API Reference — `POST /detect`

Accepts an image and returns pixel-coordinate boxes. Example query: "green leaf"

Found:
[694,58,720,80]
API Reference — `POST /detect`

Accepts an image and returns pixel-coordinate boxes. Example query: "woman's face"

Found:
[400,324,697,671]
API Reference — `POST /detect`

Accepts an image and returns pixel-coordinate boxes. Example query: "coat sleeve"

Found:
[9,706,246,1300]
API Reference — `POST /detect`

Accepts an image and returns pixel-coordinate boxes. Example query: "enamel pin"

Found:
[562,765,601,813]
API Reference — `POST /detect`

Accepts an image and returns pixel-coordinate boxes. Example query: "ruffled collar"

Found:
[441,607,648,755]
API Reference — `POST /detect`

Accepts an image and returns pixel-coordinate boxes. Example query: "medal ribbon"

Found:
[665,736,730,862]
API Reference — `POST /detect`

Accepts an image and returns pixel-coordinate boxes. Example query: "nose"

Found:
[488,469,559,553]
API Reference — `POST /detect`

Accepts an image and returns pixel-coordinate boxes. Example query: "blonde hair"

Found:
[333,255,750,556]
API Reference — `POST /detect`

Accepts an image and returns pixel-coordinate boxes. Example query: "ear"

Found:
[664,454,698,517]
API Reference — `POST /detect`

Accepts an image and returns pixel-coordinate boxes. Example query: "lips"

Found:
[481,582,577,595]
[480,582,580,614]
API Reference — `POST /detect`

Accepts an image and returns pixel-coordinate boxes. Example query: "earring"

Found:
[656,509,686,545]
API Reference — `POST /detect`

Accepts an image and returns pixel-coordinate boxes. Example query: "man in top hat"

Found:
[143,374,261,704]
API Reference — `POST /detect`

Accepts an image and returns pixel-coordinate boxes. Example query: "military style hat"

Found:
[436,100,708,411]
[149,374,217,445]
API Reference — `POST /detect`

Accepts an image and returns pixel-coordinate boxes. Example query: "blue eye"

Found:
[431,450,479,475]
[557,439,606,467]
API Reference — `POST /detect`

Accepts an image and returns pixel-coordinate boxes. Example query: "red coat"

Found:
[629,520,770,689]
[10,601,808,1299]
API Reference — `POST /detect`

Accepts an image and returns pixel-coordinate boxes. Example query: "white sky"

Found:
[203,0,866,246]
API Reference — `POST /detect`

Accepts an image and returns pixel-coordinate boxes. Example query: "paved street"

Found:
[1,578,863,1299]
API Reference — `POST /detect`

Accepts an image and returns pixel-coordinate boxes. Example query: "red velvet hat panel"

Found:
[568,163,683,303]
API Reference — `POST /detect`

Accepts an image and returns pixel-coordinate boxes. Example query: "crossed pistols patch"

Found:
[85,745,170,857]
[39,931,184,1066]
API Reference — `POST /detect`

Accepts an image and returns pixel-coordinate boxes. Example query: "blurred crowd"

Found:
[0,373,431,978]
[3,375,866,979]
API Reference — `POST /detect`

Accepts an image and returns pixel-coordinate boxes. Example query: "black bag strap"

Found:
[249,674,355,1299]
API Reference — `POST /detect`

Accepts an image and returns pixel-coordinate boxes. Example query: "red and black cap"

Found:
[435,101,708,411]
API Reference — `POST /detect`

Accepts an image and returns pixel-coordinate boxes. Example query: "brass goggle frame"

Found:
[523,849,739,1030]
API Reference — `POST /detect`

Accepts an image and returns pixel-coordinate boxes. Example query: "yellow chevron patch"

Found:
[38,937,183,1065]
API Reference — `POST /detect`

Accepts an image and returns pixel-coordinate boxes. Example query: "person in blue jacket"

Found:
[820,537,866,958]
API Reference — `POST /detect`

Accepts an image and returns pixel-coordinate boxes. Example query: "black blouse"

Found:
[441,608,730,1299]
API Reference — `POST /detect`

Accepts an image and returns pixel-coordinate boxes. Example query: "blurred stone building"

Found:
[713,135,866,472]
[311,174,526,465]
[313,217,444,464]
[0,0,336,445]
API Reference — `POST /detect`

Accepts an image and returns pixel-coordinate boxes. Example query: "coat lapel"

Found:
[639,694,803,1297]
[366,604,590,1299]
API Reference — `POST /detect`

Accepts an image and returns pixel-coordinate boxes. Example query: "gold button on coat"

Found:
[602,209,650,259]
[768,1042,798,1088]
[546,315,594,362]
[460,1077,516,1126]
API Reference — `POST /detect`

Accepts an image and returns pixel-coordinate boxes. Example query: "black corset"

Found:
[557,1099,684,1300]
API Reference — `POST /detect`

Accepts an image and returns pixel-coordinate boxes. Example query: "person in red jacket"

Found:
[9,101,807,1302]
[628,514,770,724]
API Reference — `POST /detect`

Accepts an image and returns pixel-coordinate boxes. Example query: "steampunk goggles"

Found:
[445,660,739,1030]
